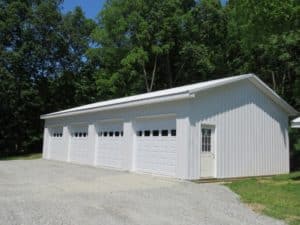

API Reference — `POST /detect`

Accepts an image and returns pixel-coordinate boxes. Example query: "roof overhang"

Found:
[40,92,195,119]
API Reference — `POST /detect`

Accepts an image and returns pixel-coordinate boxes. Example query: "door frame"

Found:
[200,124,217,178]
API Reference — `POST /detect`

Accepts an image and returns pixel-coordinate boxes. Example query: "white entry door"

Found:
[200,125,215,178]
[134,117,177,176]
[95,121,124,169]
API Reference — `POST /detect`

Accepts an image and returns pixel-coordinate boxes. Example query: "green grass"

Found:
[0,153,42,161]
[225,172,300,225]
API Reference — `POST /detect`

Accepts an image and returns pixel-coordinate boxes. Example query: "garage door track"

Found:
[0,160,285,225]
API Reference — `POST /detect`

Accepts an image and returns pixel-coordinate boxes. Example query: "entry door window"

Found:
[201,128,212,152]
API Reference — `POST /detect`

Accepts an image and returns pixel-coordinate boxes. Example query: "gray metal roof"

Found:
[41,74,298,119]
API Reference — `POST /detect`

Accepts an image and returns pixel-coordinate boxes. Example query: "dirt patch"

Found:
[246,203,266,214]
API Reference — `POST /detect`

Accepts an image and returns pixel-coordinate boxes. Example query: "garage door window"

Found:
[152,130,159,136]
[144,130,151,136]
[98,130,123,137]
[171,129,176,136]
[72,132,88,138]
[52,132,63,137]
[161,130,168,136]
[50,127,63,138]
[137,129,176,137]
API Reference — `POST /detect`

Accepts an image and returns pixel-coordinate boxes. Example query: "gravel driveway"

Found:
[0,159,285,225]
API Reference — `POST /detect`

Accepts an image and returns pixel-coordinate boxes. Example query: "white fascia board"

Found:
[41,92,194,119]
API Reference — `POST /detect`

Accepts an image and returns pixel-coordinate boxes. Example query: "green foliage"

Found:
[226,172,300,225]
[0,0,95,156]
[89,0,227,94]
[226,0,300,97]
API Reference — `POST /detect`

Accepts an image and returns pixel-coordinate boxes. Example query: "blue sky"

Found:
[62,0,106,19]
[62,0,228,20]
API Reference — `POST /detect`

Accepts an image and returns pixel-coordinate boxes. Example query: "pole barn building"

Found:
[41,74,298,179]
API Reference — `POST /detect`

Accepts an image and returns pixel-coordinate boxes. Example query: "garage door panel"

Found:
[48,127,67,161]
[69,125,90,165]
[49,139,65,160]
[95,122,124,169]
[135,117,177,176]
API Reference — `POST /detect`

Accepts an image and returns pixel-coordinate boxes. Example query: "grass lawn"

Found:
[225,172,300,225]
[0,153,42,161]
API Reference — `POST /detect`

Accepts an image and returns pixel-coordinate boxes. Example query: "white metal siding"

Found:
[42,127,49,159]
[175,117,190,179]
[189,80,289,179]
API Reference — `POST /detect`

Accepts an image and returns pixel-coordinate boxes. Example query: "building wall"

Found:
[189,80,289,179]
[43,99,191,179]
[43,79,290,179]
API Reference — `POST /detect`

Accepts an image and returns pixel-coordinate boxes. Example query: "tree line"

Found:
[0,0,299,167]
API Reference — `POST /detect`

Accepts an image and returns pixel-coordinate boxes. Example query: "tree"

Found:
[226,0,300,102]
[0,0,95,156]
[177,0,228,84]
[89,0,228,96]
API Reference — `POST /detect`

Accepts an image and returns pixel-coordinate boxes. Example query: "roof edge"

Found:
[247,74,298,116]
[40,92,194,119]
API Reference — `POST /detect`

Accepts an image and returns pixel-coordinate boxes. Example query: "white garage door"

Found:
[69,125,90,165]
[48,126,67,161]
[135,117,177,176]
[95,122,124,169]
